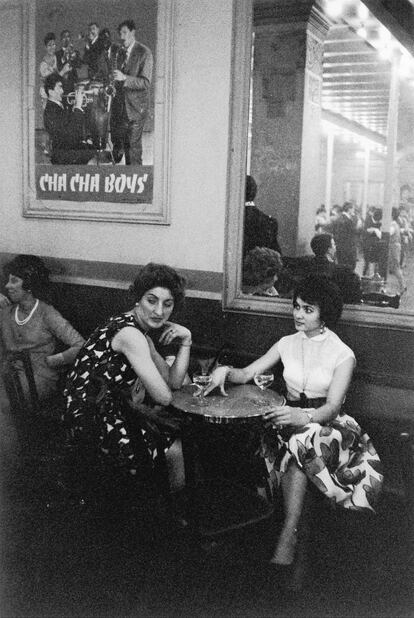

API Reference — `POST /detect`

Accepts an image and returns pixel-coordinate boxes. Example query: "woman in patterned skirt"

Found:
[206,275,383,574]
[64,263,192,490]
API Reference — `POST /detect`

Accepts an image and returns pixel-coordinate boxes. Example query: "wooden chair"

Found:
[3,352,174,515]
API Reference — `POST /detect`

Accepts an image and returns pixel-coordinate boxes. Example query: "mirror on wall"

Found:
[225,0,414,327]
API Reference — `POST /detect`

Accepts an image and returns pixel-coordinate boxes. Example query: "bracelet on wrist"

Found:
[303,410,314,424]
[180,340,192,347]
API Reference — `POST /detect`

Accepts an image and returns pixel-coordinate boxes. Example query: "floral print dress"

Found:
[262,329,383,512]
[64,313,174,475]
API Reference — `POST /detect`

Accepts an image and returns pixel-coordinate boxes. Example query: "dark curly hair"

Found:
[3,255,50,298]
[243,247,283,286]
[310,233,334,258]
[43,32,56,46]
[44,73,63,97]
[129,263,186,311]
[293,274,343,328]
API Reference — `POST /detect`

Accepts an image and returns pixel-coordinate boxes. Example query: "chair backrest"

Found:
[3,350,41,415]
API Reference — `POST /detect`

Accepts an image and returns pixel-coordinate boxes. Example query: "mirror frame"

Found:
[22,0,174,225]
[224,0,414,330]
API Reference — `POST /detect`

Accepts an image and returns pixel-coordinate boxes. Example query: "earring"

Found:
[320,321,325,334]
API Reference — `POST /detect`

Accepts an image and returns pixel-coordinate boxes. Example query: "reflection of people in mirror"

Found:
[243,175,281,257]
[309,233,400,308]
[111,19,153,165]
[389,208,407,295]
[328,202,358,271]
[398,186,413,268]
[242,247,283,297]
[43,73,96,165]
[362,207,382,277]
[314,205,329,233]
[310,233,361,304]
[39,32,71,108]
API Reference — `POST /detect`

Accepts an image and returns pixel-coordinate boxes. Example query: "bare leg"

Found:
[165,438,185,493]
[165,438,188,527]
[270,460,308,565]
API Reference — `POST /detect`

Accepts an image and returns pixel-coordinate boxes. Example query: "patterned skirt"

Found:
[262,405,383,512]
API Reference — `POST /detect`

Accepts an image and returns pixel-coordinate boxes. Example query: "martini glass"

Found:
[253,373,274,405]
[192,373,213,406]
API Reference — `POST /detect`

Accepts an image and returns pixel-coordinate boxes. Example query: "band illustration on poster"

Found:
[35,1,156,204]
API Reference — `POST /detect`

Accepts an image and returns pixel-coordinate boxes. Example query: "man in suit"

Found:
[112,19,153,165]
[43,73,95,165]
[56,29,82,96]
[329,202,358,271]
[243,175,281,257]
[95,28,120,87]
[308,233,399,307]
[83,22,103,80]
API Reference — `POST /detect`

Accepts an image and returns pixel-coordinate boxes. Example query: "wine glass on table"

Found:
[192,373,213,406]
[253,373,274,405]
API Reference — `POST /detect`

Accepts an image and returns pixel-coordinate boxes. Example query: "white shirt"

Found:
[276,329,355,400]
[124,41,135,64]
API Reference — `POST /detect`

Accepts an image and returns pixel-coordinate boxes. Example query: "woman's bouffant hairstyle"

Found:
[243,247,283,286]
[129,263,186,310]
[3,255,50,298]
[293,274,343,328]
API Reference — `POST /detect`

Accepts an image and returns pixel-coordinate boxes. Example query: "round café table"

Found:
[171,383,285,424]
[170,384,283,536]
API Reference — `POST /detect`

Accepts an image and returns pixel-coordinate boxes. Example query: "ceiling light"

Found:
[324,0,344,20]
[357,4,370,21]
[357,25,367,39]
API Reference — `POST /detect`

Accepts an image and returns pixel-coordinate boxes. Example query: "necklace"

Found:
[300,338,310,406]
[14,299,39,326]
[299,333,327,406]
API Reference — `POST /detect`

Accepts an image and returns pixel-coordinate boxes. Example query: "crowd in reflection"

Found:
[242,175,413,308]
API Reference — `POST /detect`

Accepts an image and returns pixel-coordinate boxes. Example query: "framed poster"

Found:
[22,0,173,224]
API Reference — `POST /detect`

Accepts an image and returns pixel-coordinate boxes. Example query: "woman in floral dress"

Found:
[64,263,192,488]
[206,275,383,574]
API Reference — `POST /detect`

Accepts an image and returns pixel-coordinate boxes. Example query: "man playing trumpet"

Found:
[43,73,96,165]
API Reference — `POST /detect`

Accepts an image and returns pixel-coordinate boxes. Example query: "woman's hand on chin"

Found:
[159,322,192,346]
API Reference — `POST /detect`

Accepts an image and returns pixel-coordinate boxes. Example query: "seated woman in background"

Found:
[206,275,383,584]
[0,254,84,402]
[63,263,192,494]
[242,247,283,297]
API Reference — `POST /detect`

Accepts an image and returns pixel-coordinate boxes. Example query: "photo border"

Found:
[22,0,173,225]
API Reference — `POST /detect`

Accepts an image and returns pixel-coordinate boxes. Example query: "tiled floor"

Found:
[1,446,413,618]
